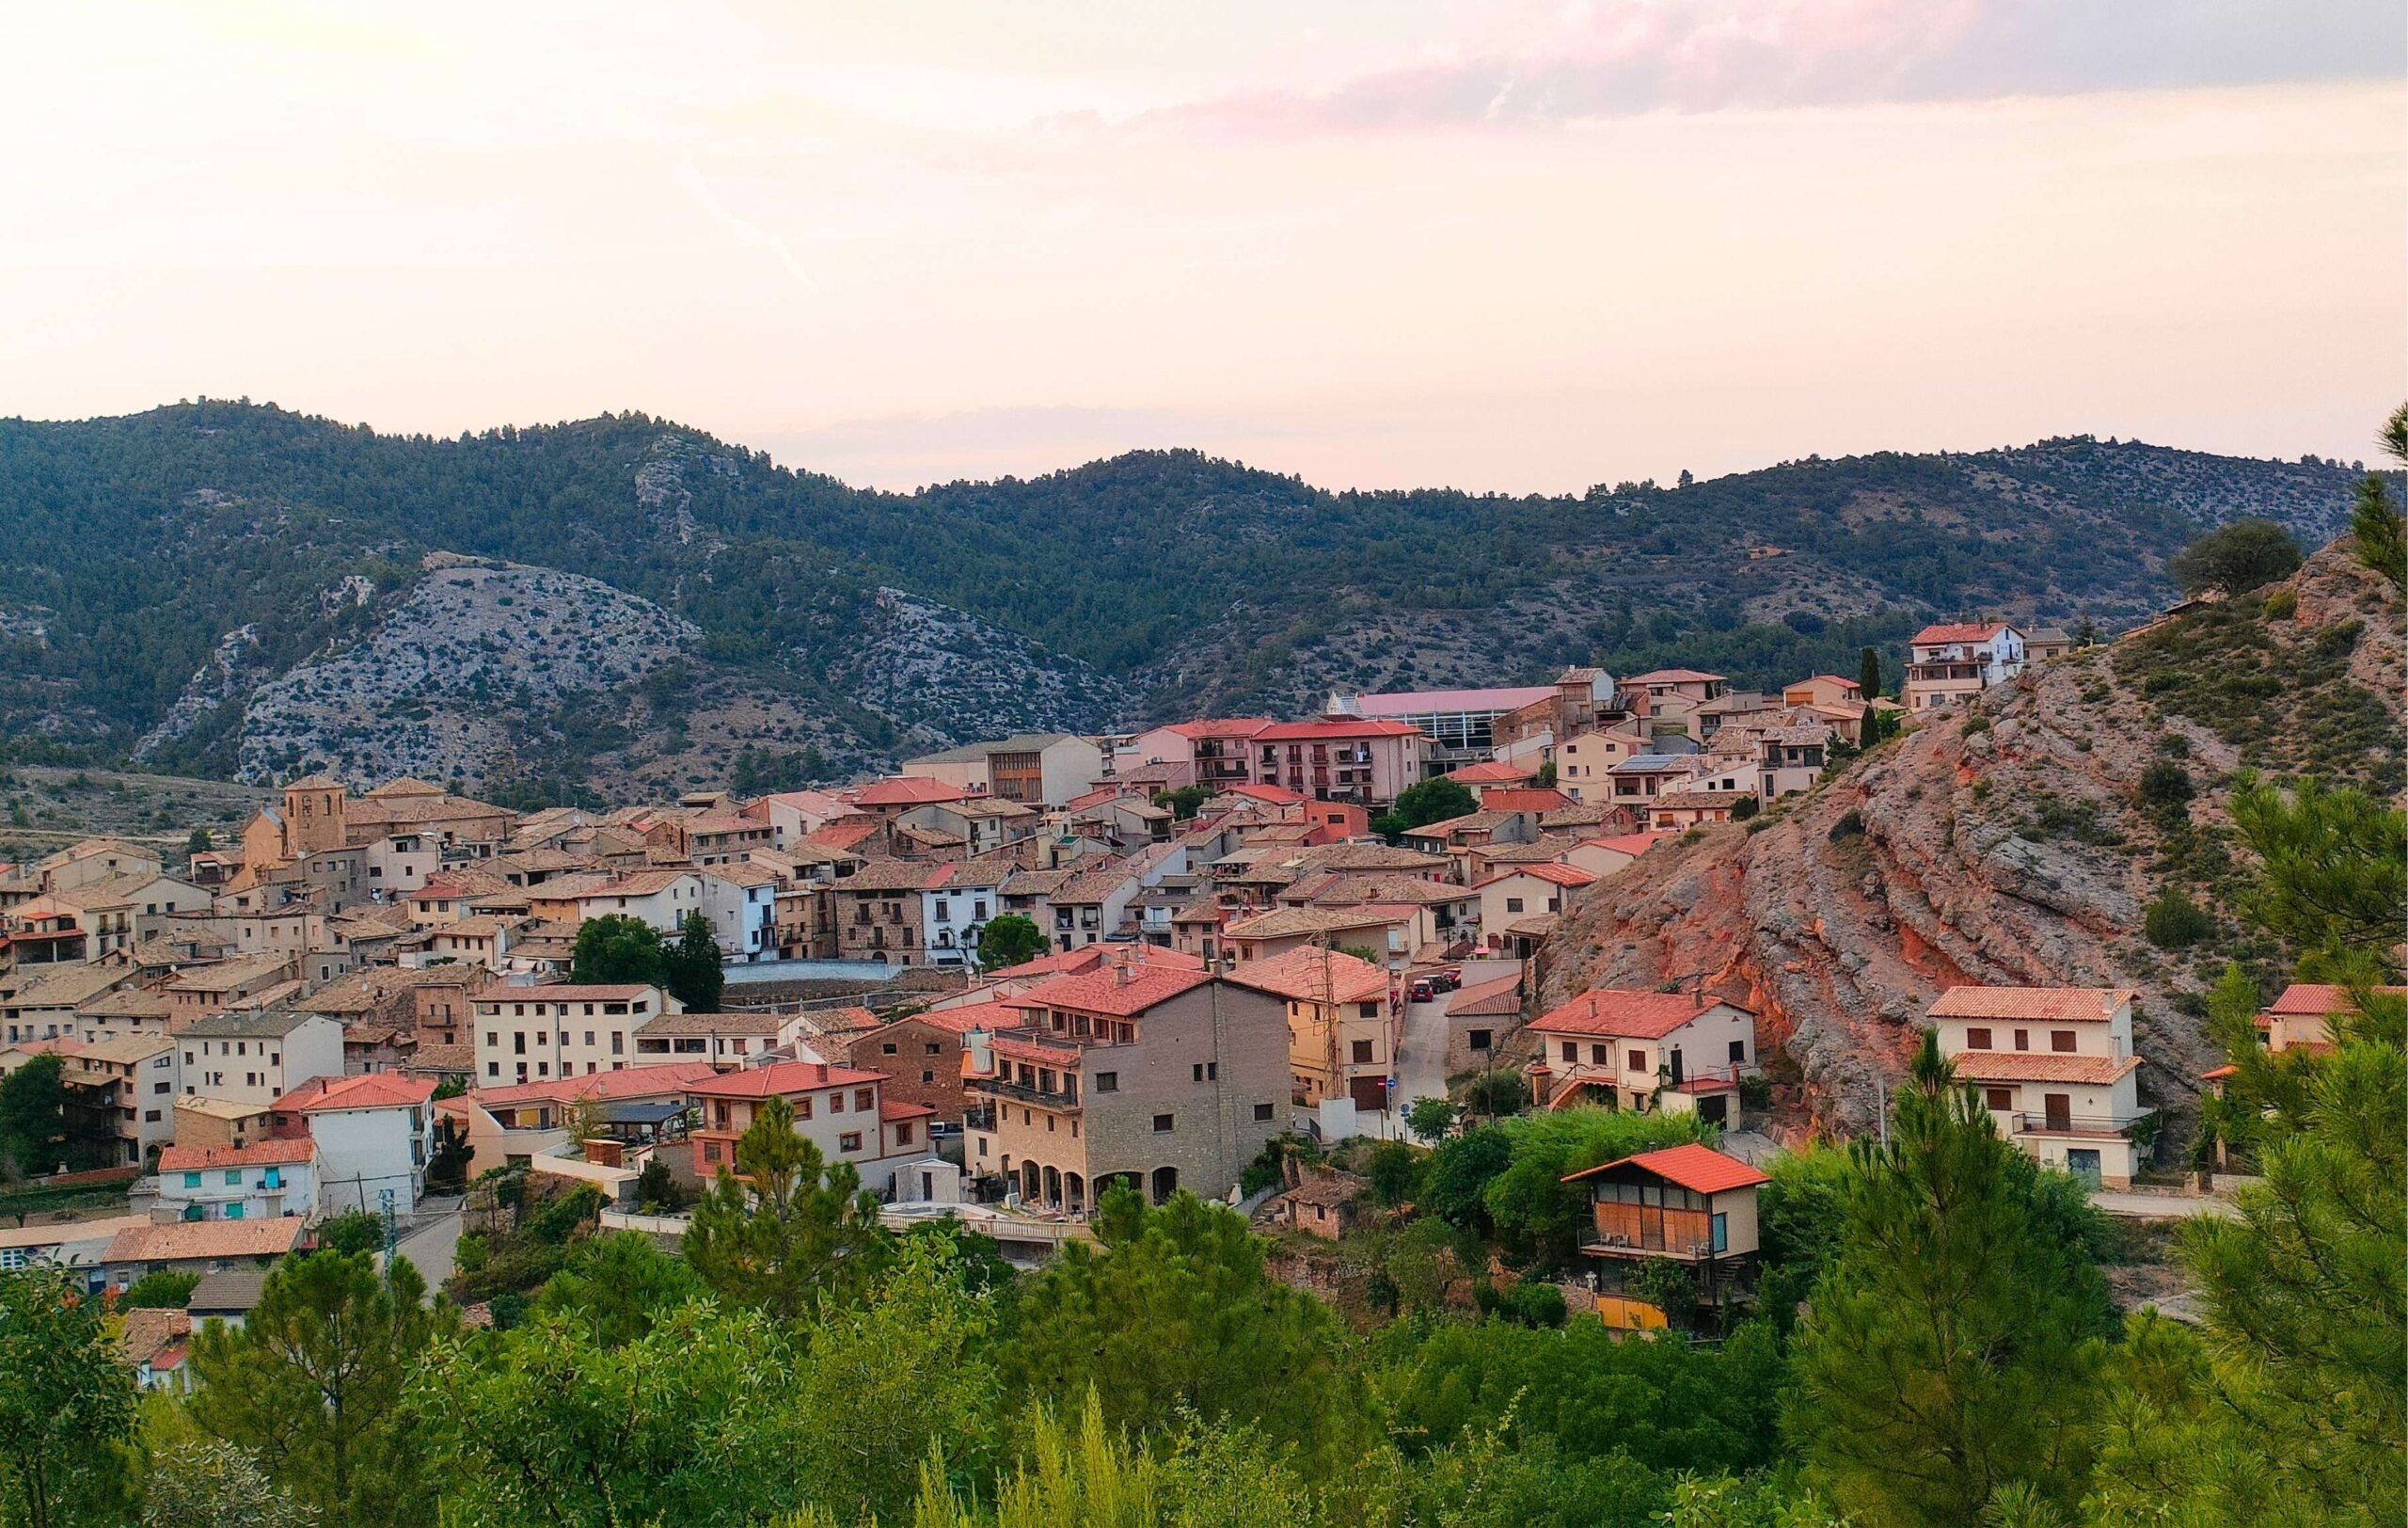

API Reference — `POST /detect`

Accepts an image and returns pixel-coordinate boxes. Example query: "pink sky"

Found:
[2,2,2400,492]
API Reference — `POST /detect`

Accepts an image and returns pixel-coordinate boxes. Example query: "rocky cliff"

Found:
[1538,538,2403,1143]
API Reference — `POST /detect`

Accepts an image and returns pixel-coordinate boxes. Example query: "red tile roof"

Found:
[1584,832,1669,857]
[1628,669,1728,684]
[879,1099,937,1122]
[1163,718,1275,740]
[1563,1142,1767,1193]
[470,1060,721,1107]
[1225,947,1390,1006]
[909,999,1019,1034]
[1949,1051,2141,1086]
[1911,622,2011,645]
[1447,971,1525,1017]
[280,1073,437,1112]
[1481,788,1575,813]
[1530,988,1745,1040]
[2267,982,2406,1016]
[158,1138,317,1171]
[471,986,666,1014]
[980,945,1203,982]
[1006,963,1216,1018]
[104,1218,307,1264]
[688,1059,885,1098]
[1476,861,1596,890]
[1253,718,1424,741]
[1446,760,1536,784]
[854,777,969,807]
[1223,783,1307,805]
[1926,987,2133,1023]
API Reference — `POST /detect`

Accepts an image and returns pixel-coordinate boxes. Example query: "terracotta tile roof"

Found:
[1446,760,1536,784]
[585,869,700,899]
[1475,862,1595,890]
[1222,783,1307,805]
[837,860,956,893]
[472,983,663,1005]
[854,777,969,807]
[633,1011,789,1037]
[1537,804,1616,829]
[1530,988,1744,1040]
[689,1059,886,1098]
[1402,809,1521,838]
[158,1138,318,1171]
[799,820,882,854]
[1949,1050,2141,1086]
[1479,788,1574,813]
[1224,905,1406,940]
[280,1073,436,1112]
[1447,972,1525,1017]
[2267,982,2406,1016]
[1006,963,1216,1018]
[1911,621,2013,645]
[1226,947,1389,1006]
[1628,669,1728,684]
[1926,987,2133,1023]
[1356,685,1555,712]
[1653,791,1737,811]
[469,1060,721,1107]
[879,1098,937,1122]
[119,1308,192,1369]
[1564,1142,1768,1194]
[1254,718,1423,741]
[1584,832,1669,856]
[105,1218,307,1264]
[897,999,1017,1035]
[979,945,1203,982]
[1162,717,1275,740]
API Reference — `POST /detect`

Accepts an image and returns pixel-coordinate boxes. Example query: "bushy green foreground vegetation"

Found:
[1,779,2398,1526]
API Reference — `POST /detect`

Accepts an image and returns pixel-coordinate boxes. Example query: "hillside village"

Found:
[0,547,2397,1525]
[0,608,2250,1269]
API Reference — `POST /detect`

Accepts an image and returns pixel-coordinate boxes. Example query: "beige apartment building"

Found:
[965,958,1288,1214]
[469,982,680,1088]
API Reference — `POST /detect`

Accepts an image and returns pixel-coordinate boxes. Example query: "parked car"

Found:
[1431,967,1463,992]
[1408,978,1438,1003]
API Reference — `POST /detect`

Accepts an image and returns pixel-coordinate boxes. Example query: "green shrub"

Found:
[2144,889,2213,949]
[1730,796,1760,821]
[2138,760,2194,809]
[120,1269,199,1309]
[2263,587,2298,620]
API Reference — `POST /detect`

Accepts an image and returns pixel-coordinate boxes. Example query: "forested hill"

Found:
[0,401,2371,796]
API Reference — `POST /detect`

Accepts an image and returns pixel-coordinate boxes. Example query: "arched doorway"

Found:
[1021,1160,1041,1202]
[1065,1171,1085,1215]
[1150,1165,1179,1203]
[1042,1165,1062,1209]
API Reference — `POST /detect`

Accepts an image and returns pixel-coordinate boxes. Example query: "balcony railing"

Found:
[2001,1109,2151,1139]
[967,1075,1084,1111]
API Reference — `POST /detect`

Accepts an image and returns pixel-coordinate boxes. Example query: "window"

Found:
[2051,1030,2077,1053]
[583,1031,594,1047]
[1965,1027,1993,1050]
[224,1169,242,1186]
[1505,897,1525,914]
[1253,1103,1275,1122]
[1560,1042,1576,1062]
[182,1171,201,1188]
[881,1042,899,1056]
[926,1042,943,1056]
[895,1123,913,1145]
[1985,1087,2014,1110]
[855,1089,874,1111]
[1094,1072,1118,1093]
[1351,1040,1374,1064]
[1626,1050,1645,1073]
[1467,1028,1492,1051]
[838,1131,863,1153]
[1152,1113,1174,1133]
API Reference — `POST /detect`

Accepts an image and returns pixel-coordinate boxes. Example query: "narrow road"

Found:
[1390,959,1523,1141]
[388,1194,465,1298]
[2090,1188,2240,1220]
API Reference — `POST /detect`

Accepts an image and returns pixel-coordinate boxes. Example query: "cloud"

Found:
[1117,0,2402,138]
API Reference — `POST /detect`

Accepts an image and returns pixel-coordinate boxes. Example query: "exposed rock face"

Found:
[824,587,1139,748]
[1540,539,2402,1142]
[236,557,702,786]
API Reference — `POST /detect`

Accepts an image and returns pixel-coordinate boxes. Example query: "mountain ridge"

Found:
[0,399,2376,795]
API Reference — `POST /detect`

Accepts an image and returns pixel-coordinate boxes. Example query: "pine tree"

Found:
[1857,645,1881,703]
[1785,1033,2108,1524]
[2349,401,2406,589]
[682,1093,888,1320]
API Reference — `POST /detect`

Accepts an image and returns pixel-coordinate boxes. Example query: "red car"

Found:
[1408,979,1438,1003]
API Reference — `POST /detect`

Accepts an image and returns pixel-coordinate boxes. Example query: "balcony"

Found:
[967,1075,1083,1111]
[1906,663,1986,682]
[2002,1109,2152,1140]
